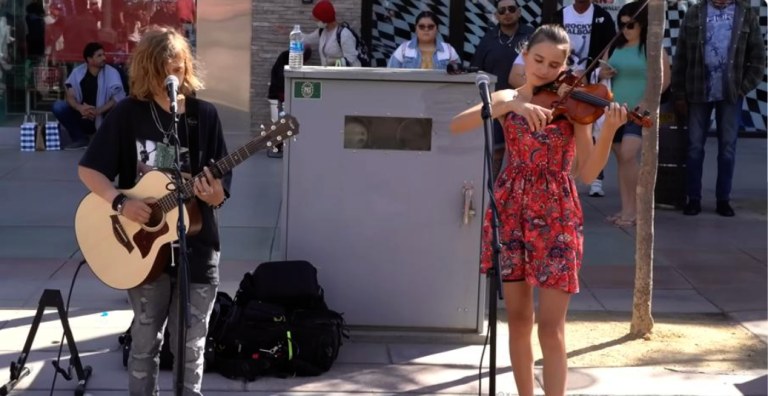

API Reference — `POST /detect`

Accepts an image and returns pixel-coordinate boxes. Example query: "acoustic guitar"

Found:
[75,115,299,290]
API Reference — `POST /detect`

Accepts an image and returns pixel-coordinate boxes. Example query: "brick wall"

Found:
[250,0,362,130]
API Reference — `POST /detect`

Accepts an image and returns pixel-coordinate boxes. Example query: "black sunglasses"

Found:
[417,24,436,31]
[497,5,518,15]
[619,21,636,30]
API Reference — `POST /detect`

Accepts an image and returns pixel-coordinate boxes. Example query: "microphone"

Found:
[476,74,492,119]
[447,63,480,75]
[165,75,179,114]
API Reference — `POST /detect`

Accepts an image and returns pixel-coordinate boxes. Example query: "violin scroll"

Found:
[628,107,653,128]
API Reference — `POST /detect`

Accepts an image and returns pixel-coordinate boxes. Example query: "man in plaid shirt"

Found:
[672,0,765,217]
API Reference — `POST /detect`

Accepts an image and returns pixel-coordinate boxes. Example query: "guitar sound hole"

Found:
[146,207,164,229]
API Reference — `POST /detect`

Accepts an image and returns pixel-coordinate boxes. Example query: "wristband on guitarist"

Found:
[210,195,227,209]
[111,193,128,215]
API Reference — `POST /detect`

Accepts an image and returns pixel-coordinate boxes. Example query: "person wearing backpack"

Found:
[304,0,366,67]
[386,11,460,70]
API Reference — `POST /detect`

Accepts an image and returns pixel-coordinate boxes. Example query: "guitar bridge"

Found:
[110,215,135,254]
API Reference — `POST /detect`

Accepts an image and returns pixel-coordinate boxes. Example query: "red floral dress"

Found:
[480,112,583,294]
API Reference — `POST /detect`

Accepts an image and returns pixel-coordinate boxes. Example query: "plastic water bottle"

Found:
[289,25,305,69]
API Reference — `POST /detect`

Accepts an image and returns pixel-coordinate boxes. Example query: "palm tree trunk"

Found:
[630,0,665,337]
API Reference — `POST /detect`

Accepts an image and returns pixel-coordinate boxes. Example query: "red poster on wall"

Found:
[40,0,196,64]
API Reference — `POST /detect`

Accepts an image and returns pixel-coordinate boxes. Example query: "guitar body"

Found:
[74,113,299,290]
[75,170,202,290]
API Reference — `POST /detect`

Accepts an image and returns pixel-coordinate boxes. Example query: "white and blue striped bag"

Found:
[44,114,60,151]
[20,115,36,152]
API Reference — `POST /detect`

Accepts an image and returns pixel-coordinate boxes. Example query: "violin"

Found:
[530,0,654,128]
[531,71,653,128]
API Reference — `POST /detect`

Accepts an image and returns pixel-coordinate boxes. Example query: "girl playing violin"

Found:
[450,24,627,396]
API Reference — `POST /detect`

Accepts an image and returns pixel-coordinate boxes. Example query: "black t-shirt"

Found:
[470,25,534,92]
[80,71,98,107]
[79,97,232,285]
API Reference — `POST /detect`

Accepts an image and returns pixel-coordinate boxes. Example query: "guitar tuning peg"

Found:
[260,124,265,130]
[292,137,298,142]
[276,136,282,141]
[266,141,272,147]
[260,131,266,136]
[286,131,293,136]
[280,119,286,124]
[270,125,276,131]
[272,147,279,153]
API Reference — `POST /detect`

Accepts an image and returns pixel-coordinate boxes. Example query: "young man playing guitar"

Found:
[77,27,230,396]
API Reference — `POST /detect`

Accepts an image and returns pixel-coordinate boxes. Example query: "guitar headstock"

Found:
[257,114,300,152]
[206,114,301,180]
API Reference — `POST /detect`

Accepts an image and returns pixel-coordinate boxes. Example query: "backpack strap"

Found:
[335,24,344,46]
[335,23,351,66]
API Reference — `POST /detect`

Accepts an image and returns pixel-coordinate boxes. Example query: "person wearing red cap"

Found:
[304,0,361,67]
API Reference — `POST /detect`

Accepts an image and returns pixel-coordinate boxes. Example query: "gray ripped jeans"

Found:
[127,273,217,396]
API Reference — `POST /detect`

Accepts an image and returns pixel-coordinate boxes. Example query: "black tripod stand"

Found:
[0,261,92,396]
[476,74,505,395]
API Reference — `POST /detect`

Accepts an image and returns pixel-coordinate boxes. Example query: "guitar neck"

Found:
[155,134,267,214]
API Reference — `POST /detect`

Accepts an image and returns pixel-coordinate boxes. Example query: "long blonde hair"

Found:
[128,27,203,100]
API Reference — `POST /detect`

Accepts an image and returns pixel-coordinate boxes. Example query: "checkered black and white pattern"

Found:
[45,120,60,151]
[741,0,767,132]
[370,0,452,67]
[20,118,36,152]
[663,1,685,57]
[462,0,544,66]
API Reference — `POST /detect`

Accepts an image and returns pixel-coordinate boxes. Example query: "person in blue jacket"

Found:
[387,11,460,70]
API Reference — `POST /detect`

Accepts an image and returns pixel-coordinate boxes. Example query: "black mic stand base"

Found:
[487,268,500,395]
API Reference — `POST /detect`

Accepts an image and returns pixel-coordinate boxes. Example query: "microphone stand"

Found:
[168,96,191,396]
[480,86,504,395]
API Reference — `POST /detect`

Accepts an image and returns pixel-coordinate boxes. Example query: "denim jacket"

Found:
[387,39,460,70]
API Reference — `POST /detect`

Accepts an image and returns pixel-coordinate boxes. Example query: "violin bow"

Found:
[557,0,652,105]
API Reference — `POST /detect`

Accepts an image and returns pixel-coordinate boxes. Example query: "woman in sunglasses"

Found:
[387,11,460,70]
[597,1,670,228]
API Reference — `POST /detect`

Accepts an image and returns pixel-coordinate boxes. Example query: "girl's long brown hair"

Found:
[128,27,203,101]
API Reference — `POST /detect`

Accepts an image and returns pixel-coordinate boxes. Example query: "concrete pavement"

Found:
[0,126,764,395]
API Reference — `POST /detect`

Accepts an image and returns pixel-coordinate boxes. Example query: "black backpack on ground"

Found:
[235,260,326,311]
[210,260,349,380]
[320,22,371,67]
[209,300,291,381]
